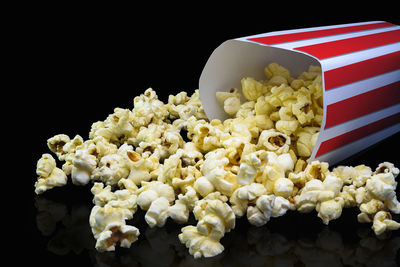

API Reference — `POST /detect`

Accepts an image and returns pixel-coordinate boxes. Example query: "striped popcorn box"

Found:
[199,21,400,165]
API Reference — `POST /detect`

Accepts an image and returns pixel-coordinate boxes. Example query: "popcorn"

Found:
[91,182,115,206]
[267,84,295,108]
[304,160,330,182]
[261,152,294,193]
[295,127,320,158]
[35,154,68,194]
[357,199,385,223]
[105,189,138,220]
[126,151,157,186]
[229,183,266,217]
[91,145,132,186]
[275,119,299,136]
[235,100,256,118]
[316,197,345,225]
[375,161,399,177]
[132,88,169,128]
[371,211,400,235]
[91,182,137,219]
[296,173,345,225]
[171,166,199,192]
[241,77,268,101]
[181,142,203,167]
[197,148,238,196]
[60,135,84,175]
[169,186,199,223]
[257,129,290,154]
[178,197,235,258]
[216,88,242,116]
[145,197,171,228]
[89,205,140,252]
[47,134,71,161]
[264,62,291,83]
[273,177,294,198]
[187,118,222,153]
[34,62,400,259]
[366,172,398,203]
[247,194,292,226]
[136,181,175,211]
[292,87,314,125]
[71,148,97,186]
[158,149,184,186]
[90,108,136,145]
[237,152,263,185]
[294,179,324,213]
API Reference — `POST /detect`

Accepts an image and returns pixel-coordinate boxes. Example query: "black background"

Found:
[21,5,400,267]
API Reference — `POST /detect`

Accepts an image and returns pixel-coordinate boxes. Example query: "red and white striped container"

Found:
[199,21,400,165]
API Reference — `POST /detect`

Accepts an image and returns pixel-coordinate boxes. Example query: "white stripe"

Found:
[321,42,400,71]
[315,123,400,165]
[321,104,400,140]
[237,21,385,41]
[325,70,400,105]
[270,26,400,50]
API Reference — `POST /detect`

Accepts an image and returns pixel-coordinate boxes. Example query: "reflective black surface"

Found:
[31,183,400,267]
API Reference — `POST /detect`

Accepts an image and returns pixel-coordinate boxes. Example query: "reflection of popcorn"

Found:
[35,154,68,194]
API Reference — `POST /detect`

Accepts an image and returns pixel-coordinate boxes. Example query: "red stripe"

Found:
[325,81,400,128]
[316,113,400,157]
[247,22,394,45]
[324,51,400,90]
[295,29,400,59]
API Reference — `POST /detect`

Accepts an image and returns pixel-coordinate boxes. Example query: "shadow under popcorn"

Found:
[34,192,400,267]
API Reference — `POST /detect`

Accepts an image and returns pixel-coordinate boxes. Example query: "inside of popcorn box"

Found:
[199,39,321,122]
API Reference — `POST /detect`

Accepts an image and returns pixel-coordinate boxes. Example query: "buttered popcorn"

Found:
[34,62,399,258]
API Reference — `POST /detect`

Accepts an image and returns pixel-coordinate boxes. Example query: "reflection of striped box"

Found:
[200,21,400,165]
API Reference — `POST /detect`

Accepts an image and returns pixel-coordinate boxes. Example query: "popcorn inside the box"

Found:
[34,62,400,259]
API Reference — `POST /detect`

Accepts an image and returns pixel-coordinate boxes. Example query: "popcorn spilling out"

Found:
[34,62,399,259]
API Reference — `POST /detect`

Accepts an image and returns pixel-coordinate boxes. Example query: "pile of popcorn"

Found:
[34,62,400,259]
